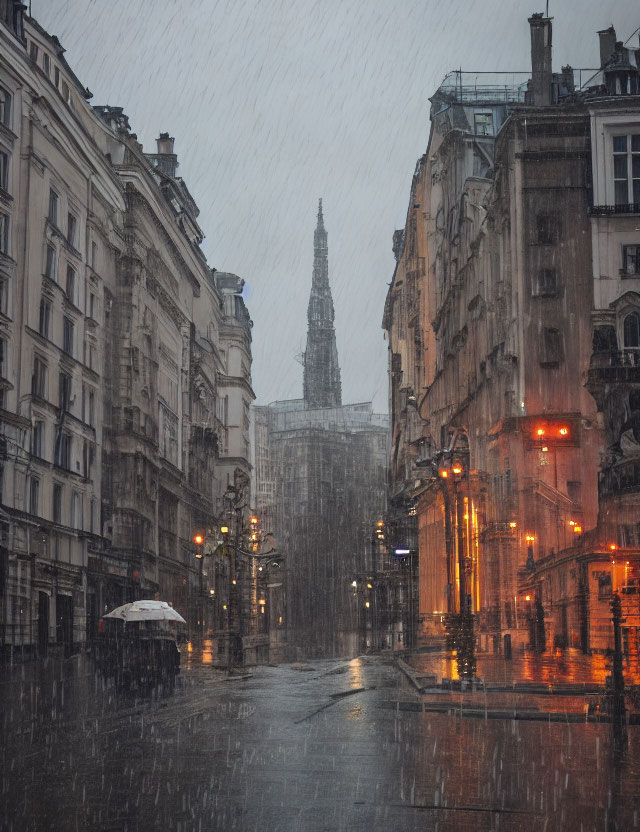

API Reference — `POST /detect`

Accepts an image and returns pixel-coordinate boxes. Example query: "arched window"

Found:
[623,312,640,349]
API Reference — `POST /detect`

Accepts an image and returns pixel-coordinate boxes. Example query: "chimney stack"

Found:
[528,13,553,106]
[598,26,617,68]
[154,133,178,177]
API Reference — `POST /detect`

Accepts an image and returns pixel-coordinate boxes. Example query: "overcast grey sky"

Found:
[37,0,638,411]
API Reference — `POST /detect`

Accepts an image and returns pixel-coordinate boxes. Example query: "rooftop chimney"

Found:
[528,13,553,106]
[154,133,178,177]
[598,26,617,68]
[156,133,175,155]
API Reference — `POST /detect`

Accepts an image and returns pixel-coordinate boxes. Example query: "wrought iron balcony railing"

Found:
[588,203,640,216]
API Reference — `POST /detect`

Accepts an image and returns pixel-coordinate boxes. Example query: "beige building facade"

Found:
[0,7,254,658]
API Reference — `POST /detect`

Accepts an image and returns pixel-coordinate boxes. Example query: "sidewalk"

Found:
[394,650,639,723]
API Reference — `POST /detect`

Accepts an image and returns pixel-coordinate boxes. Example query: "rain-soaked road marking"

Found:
[294,686,368,722]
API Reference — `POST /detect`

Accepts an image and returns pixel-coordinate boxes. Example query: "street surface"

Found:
[2,651,640,831]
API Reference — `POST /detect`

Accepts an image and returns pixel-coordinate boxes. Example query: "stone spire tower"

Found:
[303,199,342,409]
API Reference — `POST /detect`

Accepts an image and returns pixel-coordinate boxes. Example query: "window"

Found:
[0,276,8,316]
[88,389,95,426]
[598,573,612,599]
[29,42,38,62]
[58,371,71,411]
[52,484,62,523]
[474,111,493,136]
[43,53,50,77]
[67,213,76,248]
[89,498,96,534]
[71,491,81,529]
[62,316,74,355]
[55,431,71,469]
[0,337,5,379]
[32,357,46,398]
[91,241,98,270]
[38,296,51,337]
[54,67,60,88]
[624,312,640,349]
[0,86,11,128]
[45,244,57,281]
[88,292,96,321]
[32,420,44,458]
[86,341,96,370]
[540,327,563,368]
[623,245,640,276]
[65,266,76,305]
[534,268,557,297]
[48,189,58,225]
[0,212,8,254]
[613,135,640,206]
[29,477,39,515]
[535,213,560,244]
[0,150,8,191]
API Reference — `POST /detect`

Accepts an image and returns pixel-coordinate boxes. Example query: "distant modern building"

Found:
[253,202,388,659]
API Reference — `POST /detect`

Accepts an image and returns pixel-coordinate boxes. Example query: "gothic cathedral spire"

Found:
[303,199,342,409]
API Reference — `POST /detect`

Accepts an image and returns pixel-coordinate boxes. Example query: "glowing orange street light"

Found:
[609,543,618,551]
[439,468,449,478]
[220,525,229,535]
[536,428,545,437]
[525,534,535,543]
[193,533,204,546]
[376,521,384,528]
[573,525,582,534]
[452,464,463,475]
[509,521,517,528]
[525,594,531,601]
[559,427,569,436]
[249,515,258,525]
[569,520,575,526]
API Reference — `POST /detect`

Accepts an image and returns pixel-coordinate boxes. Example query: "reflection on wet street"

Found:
[2,651,640,831]
[409,647,640,687]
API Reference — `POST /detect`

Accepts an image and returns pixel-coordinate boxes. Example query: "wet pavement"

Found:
[1,651,640,831]
[406,647,640,688]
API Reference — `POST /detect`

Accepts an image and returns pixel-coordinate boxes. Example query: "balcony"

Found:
[588,203,640,216]
[599,460,640,497]
[588,349,640,385]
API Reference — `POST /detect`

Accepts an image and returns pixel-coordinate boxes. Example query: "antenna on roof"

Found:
[546,0,549,16]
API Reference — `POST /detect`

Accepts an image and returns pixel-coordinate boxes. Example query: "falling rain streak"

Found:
[1,1,640,830]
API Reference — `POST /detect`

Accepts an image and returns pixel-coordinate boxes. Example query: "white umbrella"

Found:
[103,600,186,624]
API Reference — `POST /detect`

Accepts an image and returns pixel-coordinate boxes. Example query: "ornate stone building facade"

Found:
[385,15,640,655]
[0,6,253,658]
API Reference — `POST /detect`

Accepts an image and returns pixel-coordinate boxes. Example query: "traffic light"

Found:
[193,531,205,559]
